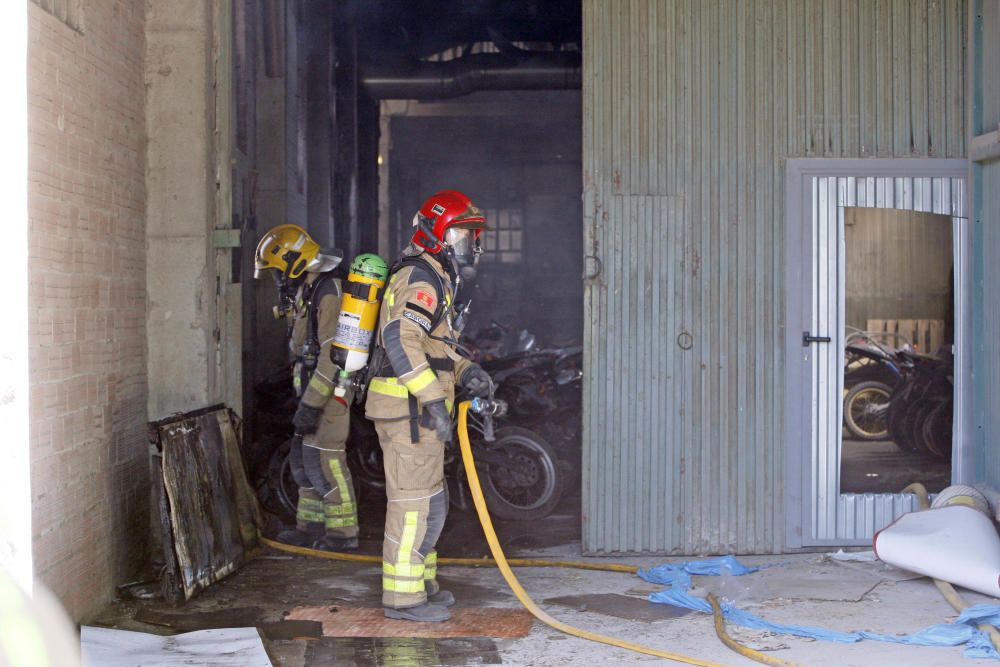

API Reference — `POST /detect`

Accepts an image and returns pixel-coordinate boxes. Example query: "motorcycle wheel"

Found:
[843,381,892,441]
[901,397,936,457]
[267,438,298,521]
[921,401,953,461]
[479,427,563,521]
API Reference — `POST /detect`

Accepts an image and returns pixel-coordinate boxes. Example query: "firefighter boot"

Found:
[278,488,325,545]
[276,520,323,547]
[314,535,359,551]
[383,602,450,623]
[423,551,454,606]
[426,588,455,607]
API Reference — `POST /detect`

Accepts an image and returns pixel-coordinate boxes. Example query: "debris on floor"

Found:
[80,626,272,667]
[829,548,879,562]
[725,627,791,653]
[151,405,262,602]
[640,555,1000,661]
[284,605,534,638]
[132,607,323,641]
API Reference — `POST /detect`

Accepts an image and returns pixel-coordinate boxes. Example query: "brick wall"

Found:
[27,0,147,621]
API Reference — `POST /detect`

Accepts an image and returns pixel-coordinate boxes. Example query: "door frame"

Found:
[784,158,970,548]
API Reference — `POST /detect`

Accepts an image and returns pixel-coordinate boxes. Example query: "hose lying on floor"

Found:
[454,401,788,667]
[259,536,638,573]
[707,594,801,667]
[260,403,794,667]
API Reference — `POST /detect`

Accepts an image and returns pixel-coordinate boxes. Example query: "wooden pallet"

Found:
[866,318,946,356]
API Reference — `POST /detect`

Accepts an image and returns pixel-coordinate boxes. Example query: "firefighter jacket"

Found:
[289,271,343,409]
[365,255,473,423]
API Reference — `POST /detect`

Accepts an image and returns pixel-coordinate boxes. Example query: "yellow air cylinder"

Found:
[331,253,388,373]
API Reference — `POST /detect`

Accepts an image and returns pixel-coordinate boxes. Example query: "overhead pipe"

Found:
[360,51,581,100]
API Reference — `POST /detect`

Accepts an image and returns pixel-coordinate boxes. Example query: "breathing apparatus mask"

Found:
[413,213,483,282]
[444,227,482,281]
[272,262,305,319]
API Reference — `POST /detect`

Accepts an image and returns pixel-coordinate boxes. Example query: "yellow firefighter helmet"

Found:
[254,224,341,279]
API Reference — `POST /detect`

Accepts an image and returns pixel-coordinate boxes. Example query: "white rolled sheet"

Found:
[874,504,1000,598]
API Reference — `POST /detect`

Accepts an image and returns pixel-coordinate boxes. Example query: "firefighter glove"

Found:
[293,402,322,435]
[422,399,452,443]
[461,364,492,398]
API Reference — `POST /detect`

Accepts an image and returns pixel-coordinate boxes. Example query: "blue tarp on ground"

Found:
[639,557,1000,660]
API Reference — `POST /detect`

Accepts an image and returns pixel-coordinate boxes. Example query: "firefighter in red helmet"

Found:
[365,190,492,622]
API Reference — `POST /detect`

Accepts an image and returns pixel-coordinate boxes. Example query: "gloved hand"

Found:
[460,364,492,398]
[422,399,453,443]
[293,402,322,435]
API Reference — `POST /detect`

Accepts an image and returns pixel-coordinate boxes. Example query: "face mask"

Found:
[444,227,481,280]
[272,269,303,318]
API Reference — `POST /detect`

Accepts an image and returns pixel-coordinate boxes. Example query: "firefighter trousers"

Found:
[292,397,358,539]
[374,418,448,609]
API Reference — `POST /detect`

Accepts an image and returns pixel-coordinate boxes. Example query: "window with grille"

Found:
[30,0,84,33]
[480,209,522,264]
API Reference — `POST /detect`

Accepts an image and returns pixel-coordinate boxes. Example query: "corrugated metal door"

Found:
[970,0,1000,488]
[583,195,688,552]
[787,165,968,546]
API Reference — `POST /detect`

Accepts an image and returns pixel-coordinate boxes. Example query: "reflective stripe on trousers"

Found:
[296,495,324,524]
[325,459,357,528]
[423,550,438,581]
[382,511,425,594]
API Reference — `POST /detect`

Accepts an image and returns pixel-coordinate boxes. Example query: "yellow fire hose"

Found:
[708,594,801,667]
[260,402,801,666]
[259,536,638,573]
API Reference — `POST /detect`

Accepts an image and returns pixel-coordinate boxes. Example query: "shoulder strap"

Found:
[304,272,339,355]
[363,256,450,388]
[392,256,447,330]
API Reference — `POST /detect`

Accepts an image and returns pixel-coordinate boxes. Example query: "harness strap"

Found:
[428,357,454,372]
[408,394,420,444]
[346,280,383,302]
[302,272,339,371]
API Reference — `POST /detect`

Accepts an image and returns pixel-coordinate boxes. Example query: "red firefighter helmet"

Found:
[411,190,487,253]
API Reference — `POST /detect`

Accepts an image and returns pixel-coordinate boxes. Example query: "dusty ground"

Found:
[91,492,997,666]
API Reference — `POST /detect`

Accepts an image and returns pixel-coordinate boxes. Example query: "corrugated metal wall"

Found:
[844,208,953,332]
[971,0,1000,488]
[582,0,967,553]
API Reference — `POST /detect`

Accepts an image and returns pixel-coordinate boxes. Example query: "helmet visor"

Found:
[444,227,476,257]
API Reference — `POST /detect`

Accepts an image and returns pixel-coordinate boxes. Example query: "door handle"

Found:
[802,331,832,347]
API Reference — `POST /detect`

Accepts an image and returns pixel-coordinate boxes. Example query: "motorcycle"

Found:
[268,380,564,522]
[463,321,582,475]
[480,344,582,487]
[842,329,913,442]
[465,319,538,362]
[887,348,953,461]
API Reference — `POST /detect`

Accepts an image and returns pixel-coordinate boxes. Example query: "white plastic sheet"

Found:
[80,626,272,667]
[874,504,1000,598]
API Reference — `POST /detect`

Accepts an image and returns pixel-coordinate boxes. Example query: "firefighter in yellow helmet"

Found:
[365,191,493,622]
[255,224,359,551]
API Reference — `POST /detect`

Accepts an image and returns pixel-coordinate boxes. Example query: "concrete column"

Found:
[145,1,220,419]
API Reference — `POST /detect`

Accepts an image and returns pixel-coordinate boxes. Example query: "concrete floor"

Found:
[92,489,999,666]
[840,439,950,494]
